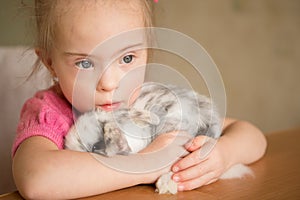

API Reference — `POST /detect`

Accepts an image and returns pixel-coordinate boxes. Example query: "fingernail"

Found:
[178,185,185,191]
[173,175,180,182]
[173,166,179,172]
[184,141,193,149]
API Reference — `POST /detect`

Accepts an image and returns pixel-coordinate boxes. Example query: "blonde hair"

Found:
[29,0,154,78]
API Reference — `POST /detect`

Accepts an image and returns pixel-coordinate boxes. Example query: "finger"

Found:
[173,137,217,172]
[177,171,216,191]
[198,137,218,160]
[162,130,190,138]
[172,147,207,173]
[172,159,212,182]
[204,178,218,185]
[184,135,209,151]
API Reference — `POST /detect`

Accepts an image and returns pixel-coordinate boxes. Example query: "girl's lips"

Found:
[98,102,121,111]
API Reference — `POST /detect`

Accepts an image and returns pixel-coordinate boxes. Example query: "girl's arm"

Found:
[13,136,168,200]
[218,118,267,166]
[13,131,189,200]
[170,118,267,191]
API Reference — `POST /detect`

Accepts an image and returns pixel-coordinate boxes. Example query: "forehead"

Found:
[54,0,145,53]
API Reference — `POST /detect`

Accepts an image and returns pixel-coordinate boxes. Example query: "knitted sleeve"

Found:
[12,89,74,157]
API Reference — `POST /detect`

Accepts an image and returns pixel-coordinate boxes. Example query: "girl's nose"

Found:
[96,66,121,92]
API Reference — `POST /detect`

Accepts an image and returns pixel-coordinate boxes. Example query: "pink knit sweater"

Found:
[12,87,75,157]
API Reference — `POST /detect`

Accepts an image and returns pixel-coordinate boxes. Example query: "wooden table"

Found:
[1,129,300,200]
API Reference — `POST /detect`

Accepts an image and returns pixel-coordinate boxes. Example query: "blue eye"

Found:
[121,55,134,64]
[75,59,94,69]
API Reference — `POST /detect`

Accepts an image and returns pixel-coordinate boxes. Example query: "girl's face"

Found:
[48,0,148,113]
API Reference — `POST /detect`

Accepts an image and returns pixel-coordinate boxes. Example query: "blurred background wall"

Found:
[152,0,300,133]
[2,0,299,132]
[0,0,299,194]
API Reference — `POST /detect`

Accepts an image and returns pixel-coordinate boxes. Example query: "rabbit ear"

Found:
[148,111,160,125]
[117,132,132,155]
[129,109,160,126]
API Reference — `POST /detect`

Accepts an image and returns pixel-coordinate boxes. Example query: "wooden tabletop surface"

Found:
[1,128,300,200]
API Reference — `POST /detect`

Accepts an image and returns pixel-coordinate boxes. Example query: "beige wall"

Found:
[152,0,300,132]
[0,0,33,46]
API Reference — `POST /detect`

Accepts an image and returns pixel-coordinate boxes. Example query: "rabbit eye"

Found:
[92,140,105,152]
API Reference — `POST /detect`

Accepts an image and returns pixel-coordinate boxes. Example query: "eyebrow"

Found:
[63,43,145,58]
[63,52,90,57]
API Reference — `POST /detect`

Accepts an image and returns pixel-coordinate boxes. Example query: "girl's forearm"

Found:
[13,137,157,200]
[220,119,267,168]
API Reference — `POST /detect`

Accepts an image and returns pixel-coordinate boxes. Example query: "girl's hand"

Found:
[138,131,191,183]
[171,135,230,191]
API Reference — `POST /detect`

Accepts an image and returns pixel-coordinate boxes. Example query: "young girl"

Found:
[12,0,267,199]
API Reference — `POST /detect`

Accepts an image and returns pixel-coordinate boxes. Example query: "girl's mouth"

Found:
[98,102,122,111]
